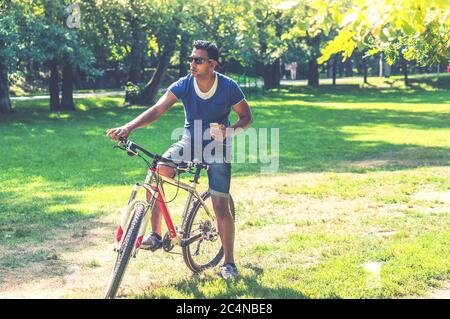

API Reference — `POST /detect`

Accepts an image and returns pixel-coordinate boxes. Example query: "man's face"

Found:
[189,48,216,78]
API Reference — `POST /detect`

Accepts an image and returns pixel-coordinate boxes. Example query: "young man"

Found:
[106,40,253,279]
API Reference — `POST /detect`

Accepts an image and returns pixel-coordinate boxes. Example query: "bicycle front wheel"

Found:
[105,203,146,299]
[182,191,235,274]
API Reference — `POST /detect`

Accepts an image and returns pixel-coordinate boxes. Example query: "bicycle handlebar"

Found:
[116,137,208,171]
[118,137,163,161]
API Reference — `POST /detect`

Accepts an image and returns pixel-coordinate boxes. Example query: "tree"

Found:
[137,0,184,105]
[202,0,292,90]
[246,1,293,89]
[283,0,349,86]
[61,1,98,110]
[40,0,67,111]
[0,5,19,113]
[78,0,116,87]
[100,0,185,105]
[35,0,97,111]
[188,0,245,72]
[0,1,98,113]
[187,0,293,90]
[0,1,37,113]
[316,0,450,70]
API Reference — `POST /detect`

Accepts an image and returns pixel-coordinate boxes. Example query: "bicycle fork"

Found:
[113,183,156,257]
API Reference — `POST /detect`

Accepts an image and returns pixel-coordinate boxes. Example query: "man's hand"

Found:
[210,124,227,142]
[106,125,131,142]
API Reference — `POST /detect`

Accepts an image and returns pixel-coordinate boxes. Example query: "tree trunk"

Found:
[308,58,319,86]
[61,62,75,110]
[403,59,409,86]
[25,60,34,84]
[267,12,282,88]
[128,48,142,85]
[379,53,384,77]
[307,34,320,86]
[332,55,337,85]
[114,62,122,88]
[338,58,344,77]
[344,57,353,77]
[136,48,174,105]
[0,63,12,114]
[271,58,281,88]
[259,59,281,90]
[363,57,368,84]
[49,59,60,111]
[179,34,189,78]
[216,58,227,75]
[127,28,145,85]
[257,38,281,89]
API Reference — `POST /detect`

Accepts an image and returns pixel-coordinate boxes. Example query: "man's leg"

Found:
[142,164,175,249]
[143,134,190,250]
[206,161,237,278]
[211,194,234,264]
[148,164,176,235]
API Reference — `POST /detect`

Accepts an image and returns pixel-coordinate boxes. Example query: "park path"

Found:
[9,78,274,102]
[9,80,260,101]
[11,90,125,101]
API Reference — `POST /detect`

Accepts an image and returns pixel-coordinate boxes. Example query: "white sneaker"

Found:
[140,232,162,252]
[219,263,239,280]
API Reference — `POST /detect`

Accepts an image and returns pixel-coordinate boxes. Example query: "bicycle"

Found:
[104,138,235,299]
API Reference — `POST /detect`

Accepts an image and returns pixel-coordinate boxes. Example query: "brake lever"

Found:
[113,144,137,158]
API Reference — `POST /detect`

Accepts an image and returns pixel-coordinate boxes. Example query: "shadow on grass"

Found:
[267,78,450,104]
[232,101,449,174]
[0,189,110,285]
[406,75,450,90]
[140,265,310,299]
[1,85,449,186]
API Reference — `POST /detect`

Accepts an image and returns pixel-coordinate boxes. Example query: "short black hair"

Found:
[192,40,219,61]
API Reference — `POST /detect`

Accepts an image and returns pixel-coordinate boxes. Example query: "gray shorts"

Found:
[161,135,232,198]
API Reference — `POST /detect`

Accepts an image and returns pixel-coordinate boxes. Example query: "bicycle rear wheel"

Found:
[182,191,235,273]
[105,203,146,299]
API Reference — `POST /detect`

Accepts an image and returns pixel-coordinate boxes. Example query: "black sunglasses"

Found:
[188,56,213,65]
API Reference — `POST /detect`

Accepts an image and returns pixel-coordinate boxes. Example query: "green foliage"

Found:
[189,0,293,67]
[36,0,98,74]
[0,1,41,70]
[315,0,450,65]
[124,81,143,104]
[0,0,98,74]
[2,0,449,99]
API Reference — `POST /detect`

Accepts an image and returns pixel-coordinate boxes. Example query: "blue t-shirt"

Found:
[167,72,245,145]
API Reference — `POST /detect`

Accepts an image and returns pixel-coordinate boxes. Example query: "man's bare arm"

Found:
[211,99,253,141]
[230,99,253,131]
[106,91,178,141]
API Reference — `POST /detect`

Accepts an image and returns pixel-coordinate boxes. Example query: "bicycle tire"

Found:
[182,191,235,273]
[104,203,146,299]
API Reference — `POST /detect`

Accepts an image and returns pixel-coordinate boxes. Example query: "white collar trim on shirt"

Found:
[194,72,218,100]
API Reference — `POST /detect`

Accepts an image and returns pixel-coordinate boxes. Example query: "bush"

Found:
[124,82,143,104]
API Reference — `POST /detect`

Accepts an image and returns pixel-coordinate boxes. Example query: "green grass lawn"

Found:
[0,75,449,298]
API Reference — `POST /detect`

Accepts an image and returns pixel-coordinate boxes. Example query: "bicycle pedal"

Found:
[150,244,162,252]
[141,243,162,252]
